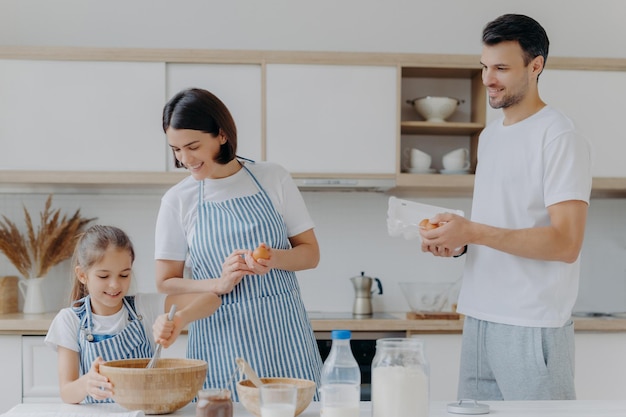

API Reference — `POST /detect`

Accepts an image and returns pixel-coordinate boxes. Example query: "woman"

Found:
[155,88,322,398]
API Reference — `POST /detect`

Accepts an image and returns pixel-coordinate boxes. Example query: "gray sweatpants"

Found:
[458,316,576,400]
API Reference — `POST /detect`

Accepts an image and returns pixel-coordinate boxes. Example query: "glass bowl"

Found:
[398,281,456,312]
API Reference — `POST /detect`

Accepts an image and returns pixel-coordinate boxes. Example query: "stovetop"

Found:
[306,311,397,320]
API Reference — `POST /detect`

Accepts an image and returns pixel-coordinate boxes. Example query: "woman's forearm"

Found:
[261,229,320,272]
[272,242,320,271]
[158,275,208,294]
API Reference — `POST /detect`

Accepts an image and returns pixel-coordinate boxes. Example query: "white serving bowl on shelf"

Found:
[406,96,464,122]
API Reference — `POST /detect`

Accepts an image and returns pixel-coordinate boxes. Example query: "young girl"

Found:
[45,225,221,404]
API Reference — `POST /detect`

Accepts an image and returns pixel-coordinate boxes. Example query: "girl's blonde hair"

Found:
[68,225,135,304]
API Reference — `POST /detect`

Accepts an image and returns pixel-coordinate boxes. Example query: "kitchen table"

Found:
[4,400,626,416]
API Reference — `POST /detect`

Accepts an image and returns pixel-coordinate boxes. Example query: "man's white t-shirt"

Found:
[154,161,315,264]
[457,106,592,328]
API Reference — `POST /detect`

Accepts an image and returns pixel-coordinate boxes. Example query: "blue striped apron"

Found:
[187,164,322,400]
[74,295,153,403]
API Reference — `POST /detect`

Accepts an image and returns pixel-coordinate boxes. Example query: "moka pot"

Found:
[350,271,383,317]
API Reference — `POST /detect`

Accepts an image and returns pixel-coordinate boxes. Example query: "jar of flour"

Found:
[371,338,430,417]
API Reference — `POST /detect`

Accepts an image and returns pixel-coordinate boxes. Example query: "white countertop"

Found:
[5,400,626,417]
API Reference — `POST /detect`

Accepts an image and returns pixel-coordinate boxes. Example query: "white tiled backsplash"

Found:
[1,192,624,314]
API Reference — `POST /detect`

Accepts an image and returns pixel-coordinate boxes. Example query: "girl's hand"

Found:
[244,243,272,275]
[215,250,253,295]
[153,312,181,348]
[87,357,112,400]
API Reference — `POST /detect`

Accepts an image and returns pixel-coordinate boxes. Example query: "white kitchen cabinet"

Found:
[0,59,166,172]
[166,64,263,163]
[265,64,397,175]
[0,49,624,197]
[21,335,61,402]
[575,332,626,400]
[417,334,463,401]
[0,335,22,414]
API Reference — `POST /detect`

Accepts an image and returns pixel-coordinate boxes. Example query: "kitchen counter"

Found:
[4,312,626,410]
[1,312,626,335]
[5,400,626,417]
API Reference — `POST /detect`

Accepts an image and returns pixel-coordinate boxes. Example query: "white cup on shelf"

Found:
[403,148,432,171]
[442,148,470,171]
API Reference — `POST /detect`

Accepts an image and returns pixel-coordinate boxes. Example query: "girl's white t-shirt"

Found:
[154,161,315,262]
[45,293,167,353]
[457,106,592,328]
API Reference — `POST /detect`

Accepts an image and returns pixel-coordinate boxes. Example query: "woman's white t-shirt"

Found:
[154,161,315,263]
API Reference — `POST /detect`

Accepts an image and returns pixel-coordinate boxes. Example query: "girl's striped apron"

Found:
[187,164,322,400]
[75,295,153,403]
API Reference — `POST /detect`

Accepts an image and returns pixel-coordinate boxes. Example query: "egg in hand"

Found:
[252,244,270,261]
[419,219,440,230]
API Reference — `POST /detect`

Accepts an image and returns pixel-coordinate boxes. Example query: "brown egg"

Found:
[252,244,270,261]
[419,218,439,230]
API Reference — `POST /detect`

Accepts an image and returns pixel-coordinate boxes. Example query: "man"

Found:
[419,14,592,400]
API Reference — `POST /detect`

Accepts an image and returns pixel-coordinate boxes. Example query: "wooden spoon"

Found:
[235,357,264,387]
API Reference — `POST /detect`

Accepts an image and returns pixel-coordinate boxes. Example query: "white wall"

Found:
[1,0,626,314]
[1,0,625,59]
[0,193,163,313]
[1,191,624,315]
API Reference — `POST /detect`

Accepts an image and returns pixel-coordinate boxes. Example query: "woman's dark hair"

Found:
[483,14,550,70]
[162,88,237,167]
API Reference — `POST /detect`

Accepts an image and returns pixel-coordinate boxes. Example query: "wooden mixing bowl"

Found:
[236,377,316,417]
[100,358,207,415]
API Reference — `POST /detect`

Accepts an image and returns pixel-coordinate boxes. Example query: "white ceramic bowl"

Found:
[407,96,462,122]
[398,281,455,312]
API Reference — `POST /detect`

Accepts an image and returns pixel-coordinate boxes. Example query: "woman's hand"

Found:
[86,357,112,400]
[244,243,272,275]
[214,250,253,295]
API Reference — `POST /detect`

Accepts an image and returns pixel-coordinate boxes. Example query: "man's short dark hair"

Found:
[483,14,549,68]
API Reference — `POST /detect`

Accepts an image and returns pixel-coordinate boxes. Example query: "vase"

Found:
[18,277,46,314]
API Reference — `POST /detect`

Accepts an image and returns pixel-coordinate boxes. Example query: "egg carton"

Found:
[387,196,464,240]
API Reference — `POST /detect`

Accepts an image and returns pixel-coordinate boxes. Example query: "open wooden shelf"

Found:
[400,121,485,136]
[391,174,626,198]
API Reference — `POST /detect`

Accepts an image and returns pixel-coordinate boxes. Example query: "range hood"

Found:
[292,176,396,192]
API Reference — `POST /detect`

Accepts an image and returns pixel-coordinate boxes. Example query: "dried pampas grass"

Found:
[0,195,96,279]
